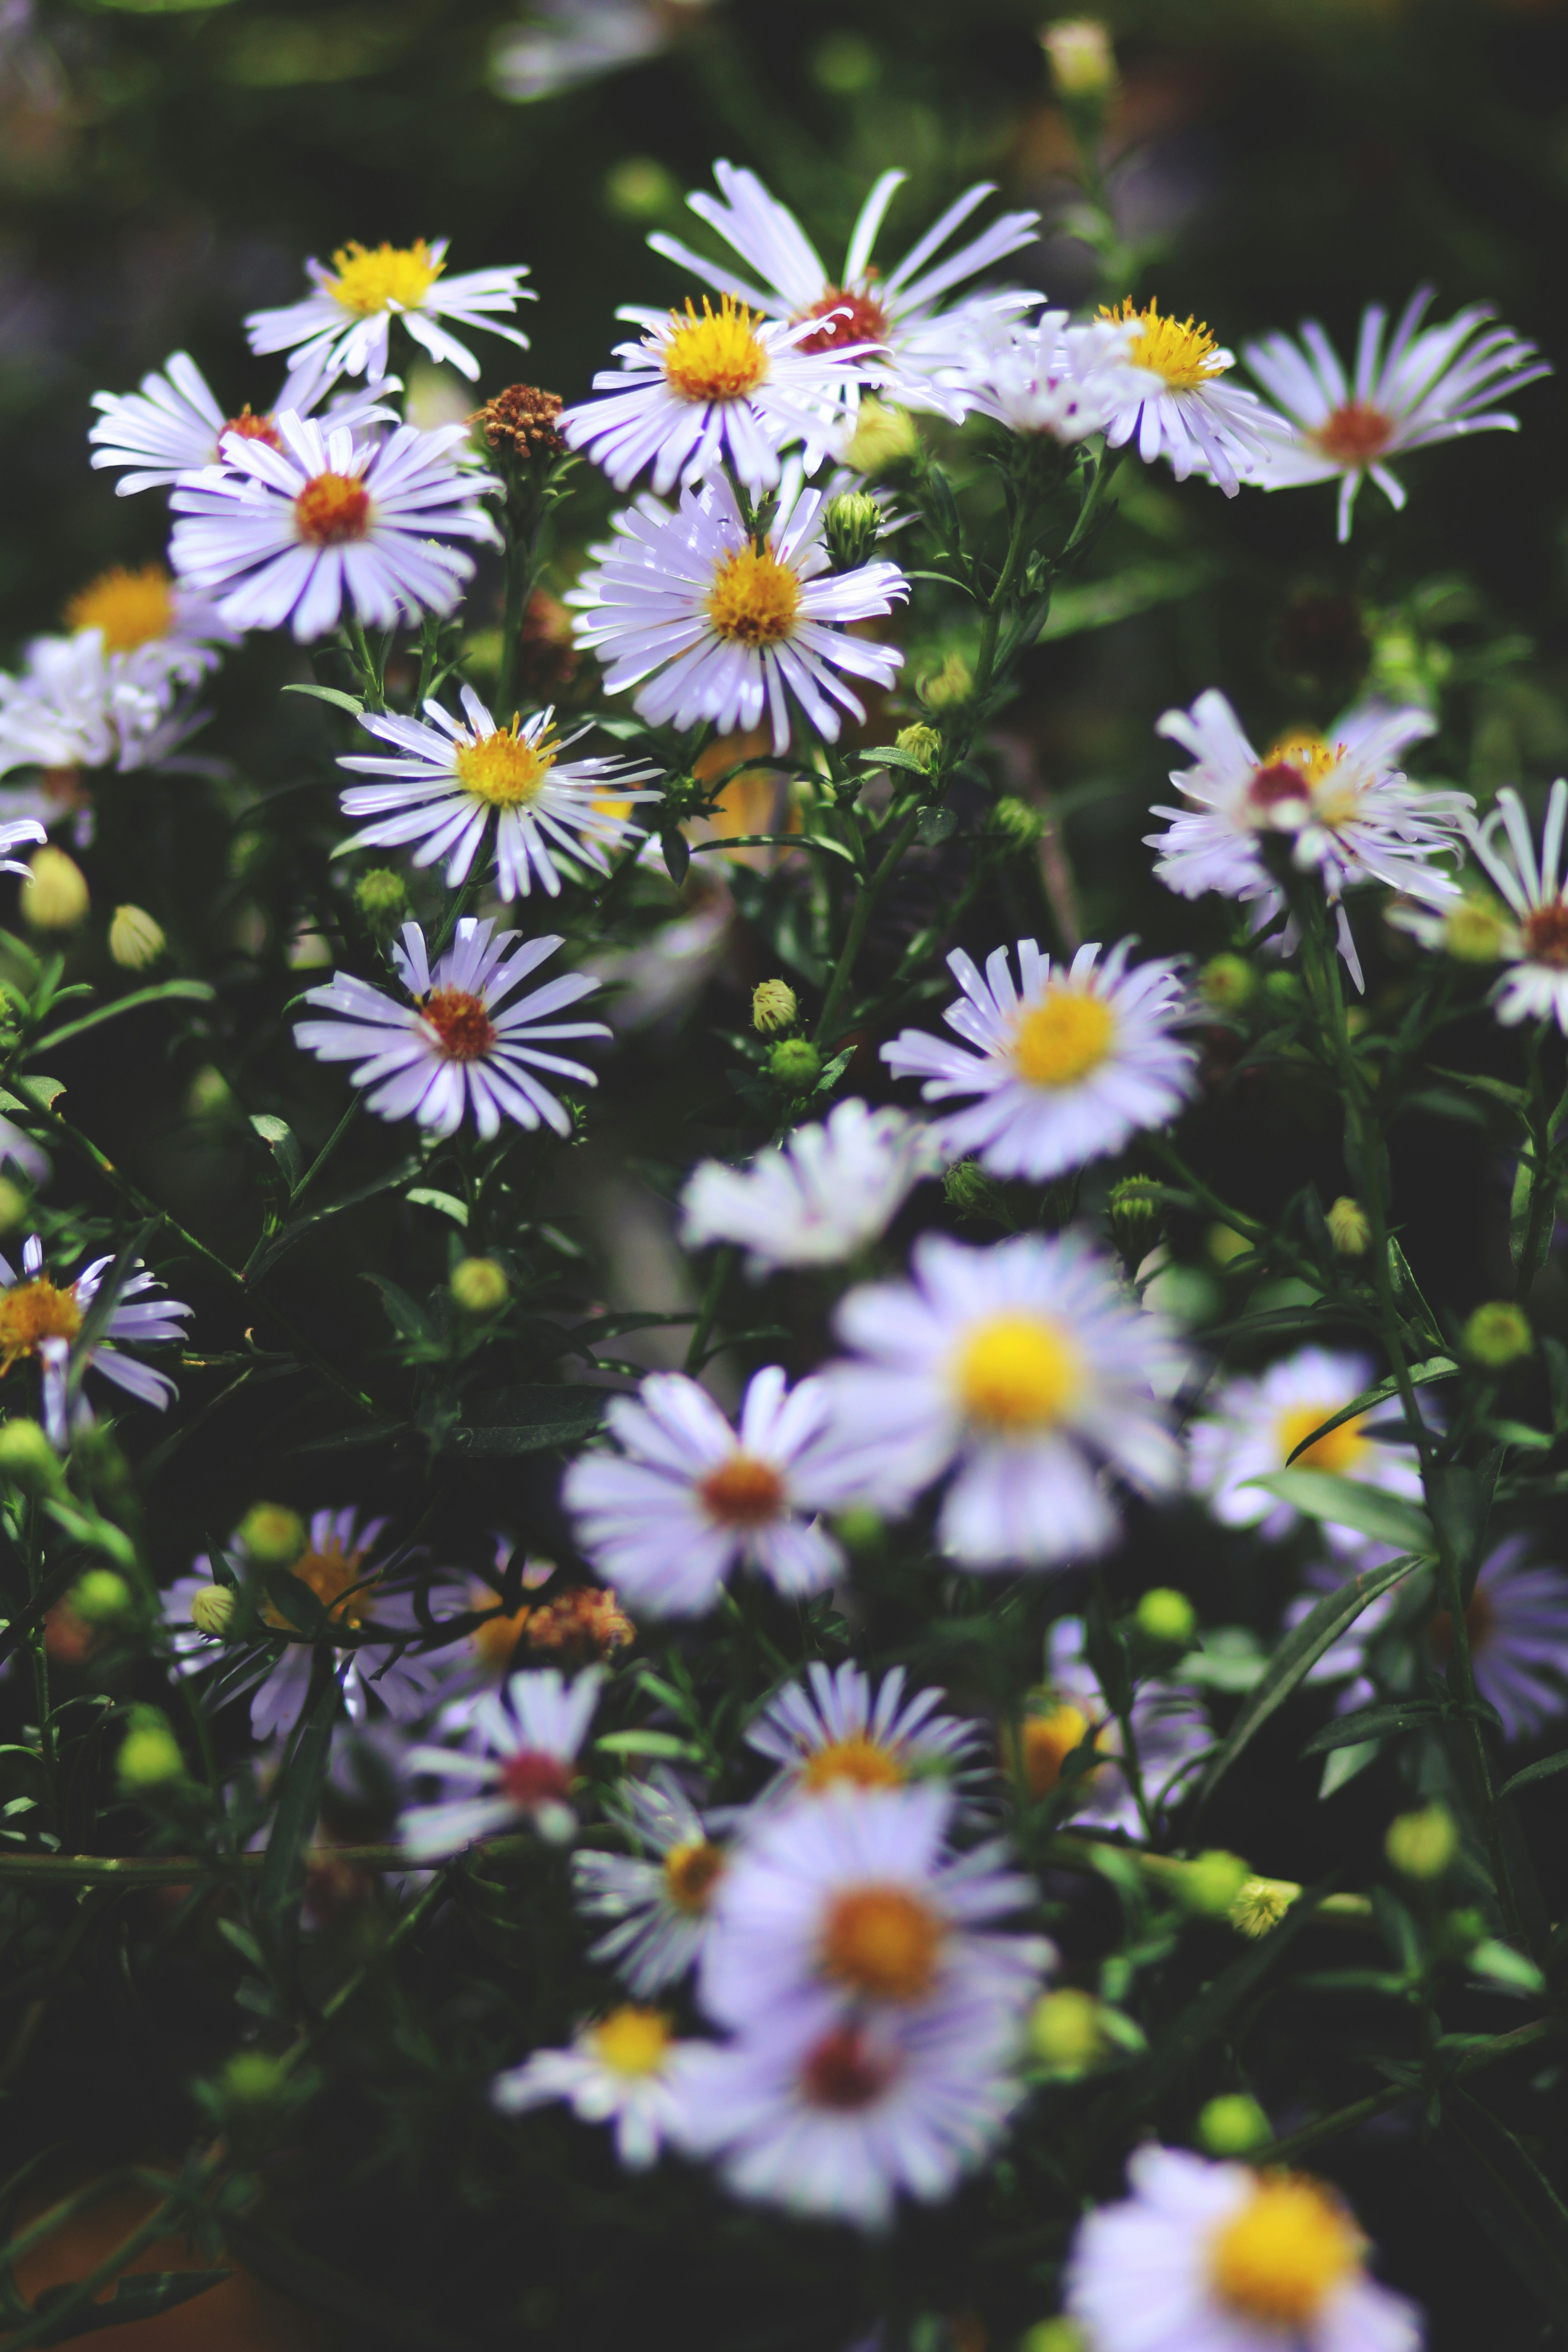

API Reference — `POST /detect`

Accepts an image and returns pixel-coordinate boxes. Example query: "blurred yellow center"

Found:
[326,239,442,316]
[800,1735,908,1792]
[821,1885,943,2002]
[1102,298,1220,389]
[262,1538,370,1632]
[64,564,175,654]
[1210,2176,1359,2327]
[0,1278,81,1372]
[706,544,801,647]
[956,1313,1080,1431]
[471,1596,532,1673]
[295,473,371,545]
[454,724,557,807]
[663,295,769,402]
[1275,1403,1368,1476]
[589,2006,671,2078]
[1266,731,1338,784]
[1013,989,1115,1086]
[663,1839,724,1914]
[1021,1703,1094,1798]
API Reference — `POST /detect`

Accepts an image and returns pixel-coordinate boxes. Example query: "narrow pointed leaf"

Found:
[1246,1470,1435,1555]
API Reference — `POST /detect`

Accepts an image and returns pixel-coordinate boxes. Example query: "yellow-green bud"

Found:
[993,794,1046,848]
[823,489,882,572]
[1175,1849,1251,1918]
[117,1707,184,1791]
[918,651,973,712]
[354,867,409,935]
[23,847,89,932]
[0,1417,60,1491]
[1135,1587,1196,1649]
[235,1503,306,1571]
[943,1158,1006,1222]
[768,1038,820,1092]
[894,722,941,773]
[1442,894,1511,965]
[603,155,676,221]
[185,1065,235,1120]
[108,904,165,970]
[1206,1222,1251,1269]
[451,1256,509,1317]
[842,398,919,480]
[1196,2093,1272,2157]
[751,978,799,1035]
[1107,1175,1161,1261]
[833,1505,884,1554]
[70,1569,134,1627]
[1028,1988,1109,2077]
[1230,1875,1301,1938]
[1385,1802,1457,1882]
[1263,968,1303,1006]
[1041,18,1116,101]
[0,1179,28,1236]
[1463,1300,1532,1368]
[1326,1196,1372,1258]
[1198,953,1257,1014]
[1436,1905,1486,1960]
[220,2048,289,2109]
[1019,2323,1086,2352]
[189,1583,237,1638]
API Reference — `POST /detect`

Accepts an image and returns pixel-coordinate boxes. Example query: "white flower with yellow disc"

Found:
[1188,1346,1423,1560]
[572,1771,727,1996]
[246,238,532,383]
[882,937,1197,1183]
[746,1660,980,1804]
[492,2005,697,2169]
[1095,299,1268,496]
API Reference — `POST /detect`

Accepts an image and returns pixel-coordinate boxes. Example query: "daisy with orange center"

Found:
[0,1233,191,1456]
[1458,777,1568,1032]
[745,1661,979,1810]
[246,237,532,383]
[573,1770,728,1994]
[88,344,395,498]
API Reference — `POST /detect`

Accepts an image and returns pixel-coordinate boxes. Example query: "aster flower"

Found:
[294,917,608,1141]
[0,632,201,783]
[882,938,1196,1184]
[246,238,533,383]
[400,1667,605,1859]
[562,1364,849,1617]
[493,2006,696,2168]
[1460,778,1568,1029]
[647,162,1040,421]
[1427,1537,1568,1743]
[1244,289,1548,541]
[245,1508,446,1741]
[0,1235,192,1449]
[61,564,235,698]
[745,1661,980,1803]
[818,1231,1185,1571]
[491,0,675,102]
[88,348,396,498]
[1014,1619,1209,1833]
[680,1099,938,1275]
[1188,1347,1424,1561]
[568,466,906,757]
[168,412,500,642]
[573,1772,726,1994]
[961,308,1147,442]
[1065,2146,1422,2352]
[335,686,662,900]
[1093,299,1269,496]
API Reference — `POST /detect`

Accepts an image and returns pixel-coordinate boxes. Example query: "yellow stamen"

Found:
[1274,1402,1369,1477]
[662,294,769,403]
[799,1734,908,1793]
[663,1839,724,1914]
[1210,2174,1360,2326]
[326,239,443,317]
[1019,1702,1097,1799]
[955,1313,1080,1432]
[261,1537,373,1632]
[820,1885,944,2002]
[1101,297,1222,389]
[453,721,558,808]
[1265,731,1340,785]
[0,1277,82,1374]
[706,543,801,647]
[64,564,175,655]
[589,2006,672,2077]
[294,472,371,546]
[1012,987,1116,1088]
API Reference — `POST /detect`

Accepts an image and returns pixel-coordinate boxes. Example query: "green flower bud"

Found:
[1326,1196,1372,1258]
[1107,1175,1162,1262]
[1443,894,1512,965]
[1196,2093,1272,2157]
[109,905,165,971]
[189,1584,237,1638]
[220,2048,290,2110]
[116,1707,184,1791]
[603,156,676,221]
[1263,969,1304,1007]
[833,1505,884,1554]
[23,847,88,931]
[1435,1905,1486,1960]
[894,723,941,773]
[918,651,973,712]
[1230,1875,1301,1939]
[354,867,409,935]
[1198,953,1257,1014]
[993,794,1046,848]
[1019,2323,1086,2352]
[1174,1849,1252,1917]
[1135,1587,1196,1649]
[1463,1300,1532,1368]
[751,979,799,1035]
[823,489,882,573]
[0,1179,28,1237]
[70,1569,135,1627]
[1027,1988,1109,2077]
[842,398,919,480]
[1041,18,1117,101]
[768,1038,821,1092]
[451,1257,509,1317]
[0,1417,60,1492]
[1385,1802,1458,1882]
[235,1504,306,1571]
[943,1158,1008,1223]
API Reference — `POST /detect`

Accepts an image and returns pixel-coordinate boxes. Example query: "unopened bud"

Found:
[918,651,973,712]
[1196,2093,1272,2157]
[768,1038,820,1092]
[354,867,408,935]
[833,1505,884,1554]
[1230,1875,1301,1938]
[0,1180,27,1236]
[1041,18,1117,102]
[219,2048,289,2109]
[1175,1849,1251,1918]
[1385,1802,1457,1882]
[1198,953,1257,1014]
[1263,969,1303,1007]
[109,905,165,970]
[1019,2326,1086,2352]
[189,1583,237,1638]
[943,1157,1008,1223]
[235,1503,306,1570]
[0,1417,60,1491]
[894,723,941,773]
[993,794,1046,848]
[823,489,882,572]
[1028,1988,1108,2077]
[843,398,919,479]
[1326,1196,1372,1258]
[1443,894,1511,965]
[70,1568,134,1627]
[1107,1175,1161,1261]
[1135,1587,1196,1649]
[751,978,799,1035]
[23,847,89,931]
[451,1256,509,1317]
[116,1707,184,1791]
[1463,1300,1532,1368]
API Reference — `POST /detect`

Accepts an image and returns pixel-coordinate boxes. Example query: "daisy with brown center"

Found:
[234,1505,445,1740]
[400,1666,605,1859]
[1244,288,1548,541]
[562,1363,853,1617]
[573,1770,728,1995]
[0,1233,191,1455]
[745,1661,979,1808]
[88,345,395,498]
[1459,777,1568,1031]
[246,238,533,384]
[1093,299,1269,496]
[882,936,1196,1184]
[335,683,661,901]
[492,2003,696,2169]
[1066,2146,1421,2352]
[568,465,906,757]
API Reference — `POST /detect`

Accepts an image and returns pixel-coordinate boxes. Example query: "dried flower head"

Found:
[473,383,567,461]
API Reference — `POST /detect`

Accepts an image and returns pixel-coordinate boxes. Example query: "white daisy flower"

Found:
[572,1771,726,1994]
[1014,1618,1209,1834]
[960,308,1147,442]
[246,238,532,384]
[745,1661,980,1802]
[647,162,1040,421]
[61,563,235,699]
[1461,778,1568,1029]
[335,686,662,901]
[819,1231,1185,1571]
[1188,1347,1423,1561]
[1065,2146,1423,2352]
[295,916,608,1142]
[1093,299,1269,496]
[679,1099,938,1275]
[492,0,674,103]
[493,2005,696,2169]
[0,631,200,782]
[567,466,906,757]
[399,1666,605,1858]
[88,347,397,498]
[0,1234,192,1448]
[168,412,500,642]
[1244,289,1548,541]
[882,938,1196,1183]
[561,1364,849,1617]
[245,1508,445,1741]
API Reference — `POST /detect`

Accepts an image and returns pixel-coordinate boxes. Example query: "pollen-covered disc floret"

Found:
[400,1667,605,1859]
[492,2005,696,2171]
[882,937,1197,1183]
[88,347,396,498]
[818,1230,1184,1570]
[1459,777,1568,1031]
[246,237,533,383]
[568,465,906,756]
[1065,2146,1422,2352]
[746,1661,980,1807]
[1244,289,1548,540]
[295,916,608,1141]
[336,684,662,901]
[0,1233,192,1455]
[1093,299,1269,496]
[680,1098,940,1275]
[1189,1346,1425,1561]
[572,1770,727,1995]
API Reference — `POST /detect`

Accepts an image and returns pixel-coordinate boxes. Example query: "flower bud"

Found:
[0,1180,28,1236]
[1028,1988,1109,2077]
[823,489,882,572]
[1019,2325,1086,2352]
[1107,1175,1161,1261]
[1443,894,1511,964]
[108,904,166,970]
[1174,1849,1251,1918]
[451,1256,509,1317]
[751,978,799,1035]
[918,651,973,712]
[1385,1802,1457,1882]
[235,1503,306,1570]
[1198,953,1257,1014]
[1326,1196,1372,1257]
[894,723,941,773]
[943,1158,1008,1223]
[1196,2093,1272,2157]
[117,1707,185,1791]
[219,2048,290,2110]
[1463,1300,1532,1368]
[1263,968,1303,1007]
[1041,18,1117,102]
[1230,1875,1301,1938]
[70,1568,135,1627]
[993,794,1046,848]
[833,1505,884,1554]
[190,1583,237,1638]
[1134,1587,1196,1649]
[768,1038,821,1092]
[843,398,919,479]
[0,1416,60,1491]
[604,156,677,222]
[23,847,89,931]
[355,867,409,936]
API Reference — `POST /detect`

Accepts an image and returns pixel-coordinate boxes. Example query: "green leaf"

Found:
[406,1187,468,1227]
[245,1157,420,1283]
[1430,2088,1568,2331]
[1428,1063,1531,1115]
[1299,1700,1446,1757]
[29,2270,231,2346]
[1468,1939,1547,1995]
[1502,1750,1568,1798]
[445,1384,607,1457]
[1245,1470,1436,1555]
[1387,1238,1444,1344]
[595,1730,703,1759]
[257,1667,341,1947]
[858,744,936,776]
[1280,1357,1457,1465]
[660,828,690,886]
[362,1273,434,1344]
[27,981,215,1059]
[249,1113,305,1192]
[1318,1738,1382,1798]
[281,681,364,714]
[0,1074,65,1115]
[1040,559,1215,641]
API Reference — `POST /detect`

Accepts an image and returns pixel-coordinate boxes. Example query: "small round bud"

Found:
[1107,1175,1162,1261]
[842,398,919,480]
[116,1707,184,1791]
[1263,969,1303,1006]
[1206,1222,1251,1269]
[1028,1988,1108,2077]
[23,847,89,932]
[751,978,799,1035]
[0,1180,28,1236]
[1443,894,1511,965]
[1463,1300,1533,1368]
[1041,18,1117,101]
[823,489,882,573]
[220,2048,289,2110]
[833,1505,884,1554]
[1174,1849,1251,1918]
[185,1065,235,1121]
[354,867,409,935]
[1385,1802,1457,1882]
[993,794,1046,848]
[1019,2324,1086,2352]
[768,1038,821,1092]
[1198,953,1257,1014]
[235,1503,306,1571]
[1230,1875,1301,1938]
[1196,2093,1272,2158]
[451,1256,509,1317]
[603,155,676,221]
[189,1583,237,1639]
[0,1417,60,1492]
[1135,1587,1196,1649]
[70,1569,134,1627]
[108,905,165,970]
[918,651,973,712]
[1435,1904,1486,1960]
[894,723,941,773]
[1326,1196,1372,1258]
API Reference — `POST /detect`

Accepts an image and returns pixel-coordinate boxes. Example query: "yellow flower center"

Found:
[955,1313,1080,1433]
[1019,1702,1096,1798]
[799,1734,908,1793]
[1210,2176,1360,2328]
[1012,987,1116,1088]
[706,543,801,648]
[589,2006,672,2078]
[662,294,769,403]
[325,238,443,317]
[1266,731,1339,785]
[64,564,176,654]
[0,1277,82,1374]
[1274,1402,1369,1477]
[420,986,497,1063]
[820,1885,944,2003]
[262,1538,372,1632]
[294,472,372,547]
[453,722,557,808]
[1101,298,1222,389]
[470,1591,533,1673]
[663,1839,724,1914]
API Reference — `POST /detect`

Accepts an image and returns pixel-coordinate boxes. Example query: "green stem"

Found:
[343,618,385,713]
[684,1245,735,1374]
[1258,2017,1561,2166]
[813,802,924,1049]
[0,1835,529,1885]
[288,1096,360,1211]
[1513,1025,1561,1302]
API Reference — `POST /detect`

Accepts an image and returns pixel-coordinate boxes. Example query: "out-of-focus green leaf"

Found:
[1247,1470,1435,1555]
[445,1385,607,1457]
